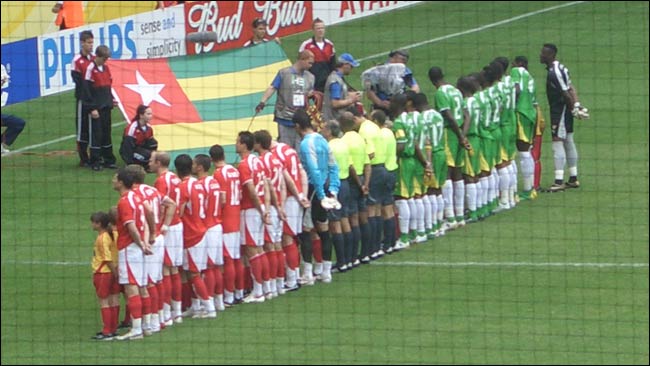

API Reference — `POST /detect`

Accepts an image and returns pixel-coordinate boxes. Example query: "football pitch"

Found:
[1,1,648,364]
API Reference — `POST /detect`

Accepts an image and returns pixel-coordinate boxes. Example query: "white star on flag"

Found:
[124,70,171,107]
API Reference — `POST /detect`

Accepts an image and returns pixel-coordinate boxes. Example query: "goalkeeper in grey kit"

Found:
[539,43,589,192]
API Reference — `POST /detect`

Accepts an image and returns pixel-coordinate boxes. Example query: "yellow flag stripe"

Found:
[176,60,291,101]
[154,116,277,151]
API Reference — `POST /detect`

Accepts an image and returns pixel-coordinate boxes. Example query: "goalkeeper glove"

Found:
[572,102,590,120]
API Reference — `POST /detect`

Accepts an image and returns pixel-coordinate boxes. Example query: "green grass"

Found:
[1,1,648,364]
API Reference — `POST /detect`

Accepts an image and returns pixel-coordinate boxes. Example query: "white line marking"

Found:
[3,260,648,269]
[358,1,586,62]
[3,1,586,157]
[1,121,126,158]
[372,261,649,269]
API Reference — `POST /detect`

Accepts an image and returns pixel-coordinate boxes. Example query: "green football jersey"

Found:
[392,111,418,157]
[498,76,516,125]
[510,66,538,122]
[418,108,445,152]
[465,96,481,136]
[434,84,464,128]
[477,89,492,136]
[486,85,502,131]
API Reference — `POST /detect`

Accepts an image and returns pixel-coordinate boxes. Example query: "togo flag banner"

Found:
[111,41,289,154]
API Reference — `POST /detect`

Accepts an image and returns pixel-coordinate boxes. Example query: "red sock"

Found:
[260,252,270,282]
[312,237,323,262]
[203,269,215,296]
[283,242,300,270]
[162,276,172,304]
[141,296,152,317]
[213,267,223,295]
[190,274,210,300]
[101,307,112,334]
[223,257,235,293]
[182,281,192,310]
[171,272,182,302]
[266,251,277,281]
[127,295,142,320]
[249,255,263,284]
[111,306,119,333]
[234,259,245,291]
[277,250,286,279]
[147,286,159,313]
[155,283,165,311]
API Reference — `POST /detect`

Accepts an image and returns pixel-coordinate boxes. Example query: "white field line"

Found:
[2,259,648,269]
[358,1,586,62]
[3,1,586,157]
[371,261,649,269]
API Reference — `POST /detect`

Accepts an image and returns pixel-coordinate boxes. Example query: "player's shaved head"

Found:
[339,111,356,132]
[153,151,170,167]
[428,66,444,84]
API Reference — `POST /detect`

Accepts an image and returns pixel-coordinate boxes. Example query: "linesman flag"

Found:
[111,42,290,154]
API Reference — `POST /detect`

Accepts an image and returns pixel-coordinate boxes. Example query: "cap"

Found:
[338,53,360,67]
[252,18,267,27]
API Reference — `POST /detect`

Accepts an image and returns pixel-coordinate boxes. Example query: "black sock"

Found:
[298,232,312,263]
[344,231,354,264]
[351,226,361,261]
[332,233,345,268]
[360,222,371,258]
[318,231,332,261]
[383,218,396,250]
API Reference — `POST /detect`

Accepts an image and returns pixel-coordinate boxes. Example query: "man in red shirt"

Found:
[175,154,216,318]
[194,154,225,313]
[299,18,336,92]
[83,45,117,171]
[112,168,154,341]
[237,131,272,303]
[210,145,244,305]
[71,30,94,166]
[150,151,185,324]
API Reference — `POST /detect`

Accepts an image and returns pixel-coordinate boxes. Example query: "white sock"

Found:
[452,180,465,219]
[415,198,425,233]
[480,177,489,207]
[163,303,171,322]
[253,281,263,297]
[132,318,142,334]
[224,290,234,304]
[395,199,410,236]
[466,183,477,212]
[150,313,160,330]
[407,198,417,232]
[286,268,297,287]
[171,300,182,319]
[235,289,244,300]
[552,140,566,181]
[143,313,151,331]
[436,195,444,222]
[428,194,438,228]
[276,278,284,292]
[214,294,225,311]
[323,261,332,280]
[263,280,271,295]
[564,133,578,177]
[202,297,216,313]
[519,151,534,191]
[422,195,432,231]
[442,179,454,220]
[489,169,498,202]
[191,298,201,312]
[498,167,510,205]
[302,262,313,280]
[508,164,517,205]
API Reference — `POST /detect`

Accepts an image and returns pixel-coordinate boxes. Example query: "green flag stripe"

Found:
[169,42,288,79]
[192,92,277,121]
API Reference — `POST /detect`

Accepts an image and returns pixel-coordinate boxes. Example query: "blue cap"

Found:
[338,53,360,67]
